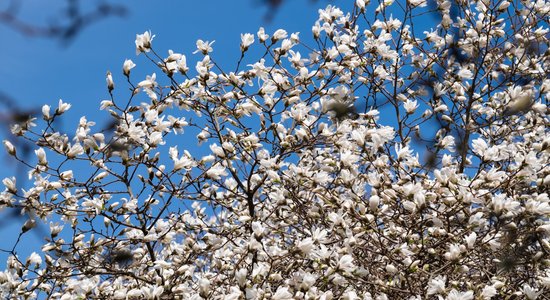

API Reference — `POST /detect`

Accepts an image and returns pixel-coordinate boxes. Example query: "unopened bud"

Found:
[22,219,36,233]
[106,71,114,92]
[3,140,16,156]
[42,105,51,120]
[2,177,16,194]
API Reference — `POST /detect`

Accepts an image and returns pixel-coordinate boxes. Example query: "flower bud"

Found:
[106,71,114,92]
[22,219,36,233]
[57,99,71,114]
[3,140,16,156]
[123,59,136,77]
[2,177,16,194]
[35,148,47,165]
[42,105,51,120]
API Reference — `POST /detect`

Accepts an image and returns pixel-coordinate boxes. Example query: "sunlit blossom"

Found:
[123,59,136,76]
[2,1,549,298]
[135,30,154,54]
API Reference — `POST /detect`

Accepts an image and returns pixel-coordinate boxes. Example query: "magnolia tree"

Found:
[1,0,550,298]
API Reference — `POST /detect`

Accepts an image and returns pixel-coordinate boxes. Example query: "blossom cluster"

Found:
[1,0,549,299]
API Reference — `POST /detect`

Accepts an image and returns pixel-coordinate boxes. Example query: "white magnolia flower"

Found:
[403,99,418,114]
[66,144,84,158]
[272,287,293,300]
[457,67,473,79]
[409,0,427,7]
[194,39,215,54]
[427,275,446,295]
[35,148,47,165]
[210,143,225,158]
[240,33,254,51]
[2,177,16,193]
[123,59,136,76]
[481,285,497,299]
[137,73,157,88]
[135,30,155,54]
[297,238,315,255]
[273,29,288,41]
[26,252,42,266]
[206,163,228,180]
[337,254,355,272]
[521,284,542,299]
[177,55,189,74]
[106,71,114,91]
[446,289,473,300]
[42,104,51,119]
[57,99,71,114]
[444,244,462,261]
[356,0,366,10]
[3,140,16,155]
[257,27,269,43]
[464,232,476,249]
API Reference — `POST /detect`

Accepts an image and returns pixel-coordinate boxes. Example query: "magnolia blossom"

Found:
[135,30,154,54]
[122,59,136,76]
[272,29,287,41]
[257,27,269,43]
[194,39,214,54]
[3,140,15,155]
[337,255,355,272]
[409,0,427,7]
[26,252,42,267]
[481,285,497,299]
[56,99,71,114]
[106,71,114,91]
[35,148,47,165]
[41,104,51,119]
[1,1,549,299]
[403,99,418,114]
[446,289,474,300]
[240,33,254,51]
[427,275,446,295]
[2,177,16,194]
[206,163,227,180]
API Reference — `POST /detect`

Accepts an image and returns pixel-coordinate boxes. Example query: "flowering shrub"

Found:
[1,0,550,299]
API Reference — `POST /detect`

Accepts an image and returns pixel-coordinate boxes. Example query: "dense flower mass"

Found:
[1,0,550,298]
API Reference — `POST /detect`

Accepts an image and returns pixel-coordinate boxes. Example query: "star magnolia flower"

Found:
[194,39,215,55]
[257,27,269,43]
[356,0,366,10]
[337,254,355,272]
[123,59,136,76]
[57,99,71,114]
[35,148,47,165]
[272,287,293,300]
[135,30,155,54]
[177,55,188,74]
[3,140,16,155]
[42,105,51,120]
[206,163,228,180]
[427,275,446,295]
[404,99,418,114]
[26,252,42,267]
[240,33,254,51]
[272,29,288,41]
[2,177,16,193]
[446,289,473,300]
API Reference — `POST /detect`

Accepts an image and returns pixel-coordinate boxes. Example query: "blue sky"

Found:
[1,1,343,115]
[0,0,350,269]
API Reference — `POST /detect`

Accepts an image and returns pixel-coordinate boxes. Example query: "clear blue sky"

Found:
[0,0,353,269]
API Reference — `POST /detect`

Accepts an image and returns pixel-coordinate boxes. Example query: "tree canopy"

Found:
[1,0,550,299]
